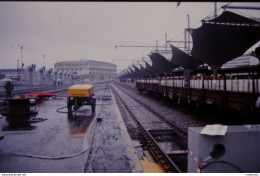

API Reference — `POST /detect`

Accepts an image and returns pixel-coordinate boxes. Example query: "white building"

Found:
[54,59,117,81]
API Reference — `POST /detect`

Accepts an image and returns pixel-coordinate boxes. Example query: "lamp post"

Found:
[187,14,190,54]
[42,54,46,67]
[18,45,23,69]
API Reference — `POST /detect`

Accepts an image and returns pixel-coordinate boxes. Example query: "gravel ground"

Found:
[111,84,172,130]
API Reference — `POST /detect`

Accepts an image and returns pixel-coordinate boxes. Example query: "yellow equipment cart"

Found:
[67,84,96,113]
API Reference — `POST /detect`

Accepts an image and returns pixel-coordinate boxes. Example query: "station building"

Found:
[54,59,117,81]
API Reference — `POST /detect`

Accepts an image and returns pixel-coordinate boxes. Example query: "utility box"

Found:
[188,125,260,173]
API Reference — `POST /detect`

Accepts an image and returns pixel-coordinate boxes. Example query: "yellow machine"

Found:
[68,84,94,97]
[67,84,96,113]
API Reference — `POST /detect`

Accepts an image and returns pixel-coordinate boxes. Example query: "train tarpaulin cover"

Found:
[170,44,203,70]
[149,53,178,74]
[144,61,159,75]
[190,11,260,70]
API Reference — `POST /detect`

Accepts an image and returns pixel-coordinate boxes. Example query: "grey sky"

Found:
[0,2,259,72]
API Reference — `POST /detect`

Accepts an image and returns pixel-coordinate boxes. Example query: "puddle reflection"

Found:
[2,118,37,131]
[67,108,95,138]
[1,115,48,131]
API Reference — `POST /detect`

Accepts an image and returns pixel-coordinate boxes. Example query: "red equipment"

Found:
[26,92,57,101]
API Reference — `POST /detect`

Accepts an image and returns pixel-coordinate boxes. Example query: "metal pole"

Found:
[187,14,190,53]
[20,46,23,84]
[20,46,24,91]
[42,54,46,67]
[214,2,217,17]
[165,33,167,50]
[20,46,23,69]
[184,29,187,51]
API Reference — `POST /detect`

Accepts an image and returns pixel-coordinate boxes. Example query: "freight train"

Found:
[118,10,260,116]
[135,65,260,115]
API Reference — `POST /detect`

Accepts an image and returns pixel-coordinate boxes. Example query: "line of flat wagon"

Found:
[135,65,260,115]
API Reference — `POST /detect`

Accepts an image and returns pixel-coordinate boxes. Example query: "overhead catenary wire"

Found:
[168,2,230,42]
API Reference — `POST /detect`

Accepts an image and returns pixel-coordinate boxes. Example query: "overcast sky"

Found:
[0,2,259,72]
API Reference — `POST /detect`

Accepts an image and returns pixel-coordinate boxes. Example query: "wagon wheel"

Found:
[67,98,72,112]
[72,99,78,116]
[91,98,96,113]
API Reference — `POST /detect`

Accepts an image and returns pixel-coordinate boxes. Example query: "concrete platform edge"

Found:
[110,89,144,173]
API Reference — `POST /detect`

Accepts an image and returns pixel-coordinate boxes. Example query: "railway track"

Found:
[110,83,188,173]
[117,83,189,138]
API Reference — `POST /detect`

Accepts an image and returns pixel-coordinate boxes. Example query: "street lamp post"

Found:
[42,54,46,67]
[18,45,23,69]
[17,45,24,89]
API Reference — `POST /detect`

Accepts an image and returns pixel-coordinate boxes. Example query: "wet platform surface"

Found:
[0,83,142,173]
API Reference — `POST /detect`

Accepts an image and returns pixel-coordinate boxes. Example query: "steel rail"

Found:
[110,84,184,173]
[114,83,188,139]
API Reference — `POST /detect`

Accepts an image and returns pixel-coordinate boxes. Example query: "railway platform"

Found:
[0,83,143,173]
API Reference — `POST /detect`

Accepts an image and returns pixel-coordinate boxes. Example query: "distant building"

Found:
[54,59,117,81]
[0,69,24,80]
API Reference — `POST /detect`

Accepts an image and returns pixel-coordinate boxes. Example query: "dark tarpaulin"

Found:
[143,61,160,75]
[138,64,150,76]
[124,70,131,78]
[149,53,178,74]
[170,44,203,70]
[119,70,129,79]
[127,67,137,78]
[139,64,146,74]
[191,11,260,70]
[130,67,142,78]
[120,68,131,79]
[133,65,144,77]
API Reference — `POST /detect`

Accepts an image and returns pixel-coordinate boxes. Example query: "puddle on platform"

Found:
[2,121,37,131]
[1,114,47,131]
[67,107,95,138]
